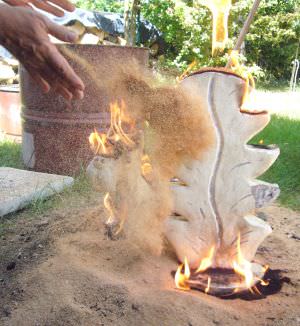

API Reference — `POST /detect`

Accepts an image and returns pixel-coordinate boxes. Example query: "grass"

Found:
[251,115,300,211]
[0,139,24,169]
[27,171,93,215]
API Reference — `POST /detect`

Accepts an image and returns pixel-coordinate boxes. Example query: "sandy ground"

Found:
[0,193,300,326]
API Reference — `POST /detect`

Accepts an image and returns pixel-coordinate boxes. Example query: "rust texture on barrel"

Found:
[20,44,149,175]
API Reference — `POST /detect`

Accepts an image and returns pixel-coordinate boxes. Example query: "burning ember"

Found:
[175,235,269,296]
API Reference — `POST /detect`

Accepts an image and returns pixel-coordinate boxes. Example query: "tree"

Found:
[74,0,300,81]
[124,0,140,46]
[141,0,300,80]
[74,0,124,13]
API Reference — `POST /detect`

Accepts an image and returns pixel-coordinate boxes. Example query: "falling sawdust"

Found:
[61,46,214,256]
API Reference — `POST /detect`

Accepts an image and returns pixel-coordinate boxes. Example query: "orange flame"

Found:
[232,233,254,288]
[89,129,107,155]
[177,60,197,82]
[174,239,268,294]
[104,192,115,225]
[228,50,256,110]
[141,154,153,179]
[199,0,232,55]
[175,257,191,291]
[205,277,212,294]
[107,101,135,148]
[196,246,215,273]
[89,101,135,156]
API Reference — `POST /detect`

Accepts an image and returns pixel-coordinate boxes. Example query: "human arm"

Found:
[0,4,84,100]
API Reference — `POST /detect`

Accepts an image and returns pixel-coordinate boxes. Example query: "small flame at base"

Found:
[175,257,191,291]
[174,235,269,296]
[196,246,215,273]
[233,234,254,289]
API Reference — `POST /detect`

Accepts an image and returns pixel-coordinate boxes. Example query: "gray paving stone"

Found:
[0,168,74,217]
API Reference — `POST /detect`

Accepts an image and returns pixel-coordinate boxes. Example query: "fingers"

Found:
[53,84,73,100]
[2,0,27,6]
[27,64,83,101]
[24,43,84,101]
[31,0,65,17]
[35,41,85,99]
[0,5,83,101]
[3,0,33,8]
[45,18,79,43]
[28,70,50,93]
[47,44,85,90]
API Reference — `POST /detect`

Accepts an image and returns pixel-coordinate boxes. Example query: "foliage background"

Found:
[74,0,300,82]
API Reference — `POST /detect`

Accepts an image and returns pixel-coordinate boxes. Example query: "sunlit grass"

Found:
[251,114,300,211]
[0,138,23,169]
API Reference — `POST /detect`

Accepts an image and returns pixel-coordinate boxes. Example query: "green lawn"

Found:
[0,139,24,169]
[251,114,300,211]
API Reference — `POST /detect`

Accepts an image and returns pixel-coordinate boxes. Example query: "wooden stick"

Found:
[226,0,262,68]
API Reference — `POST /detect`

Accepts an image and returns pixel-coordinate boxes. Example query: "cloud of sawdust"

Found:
[61,46,214,256]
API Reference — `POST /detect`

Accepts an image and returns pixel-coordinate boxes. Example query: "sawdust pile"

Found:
[62,46,213,256]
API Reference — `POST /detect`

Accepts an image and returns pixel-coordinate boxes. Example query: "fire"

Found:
[141,154,153,179]
[199,0,232,55]
[89,129,107,155]
[174,238,269,295]
[107,101,135,148]
[196,246,215,273]
[177,60,197,83]
[232,234,254,288]
[175,247,215,291]
[205,277,212,294]
[103,192,115,225]
[228,50,255,110]
[89,100,135,156]
[175,257,191,291]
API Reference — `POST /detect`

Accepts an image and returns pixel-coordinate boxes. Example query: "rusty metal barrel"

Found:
[20,44,149,175]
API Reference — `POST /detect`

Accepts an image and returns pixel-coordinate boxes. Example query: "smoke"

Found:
[62,46,213,255]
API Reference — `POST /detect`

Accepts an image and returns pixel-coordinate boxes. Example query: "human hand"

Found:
[2,0,75,17]
[0,4,84,100]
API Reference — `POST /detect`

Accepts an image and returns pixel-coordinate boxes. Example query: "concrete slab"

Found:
[0,168,74,217]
